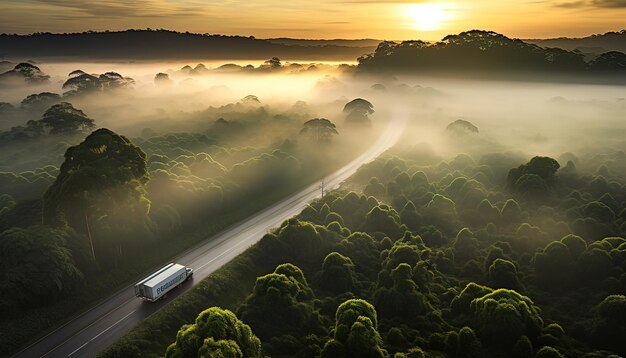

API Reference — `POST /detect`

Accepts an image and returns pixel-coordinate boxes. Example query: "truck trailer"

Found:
[134,263,193,302]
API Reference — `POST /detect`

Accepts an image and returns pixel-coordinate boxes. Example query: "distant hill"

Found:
[357,30,626,81]
[526,30,626,55]
[266,38,380,49]
[0,29,375,61]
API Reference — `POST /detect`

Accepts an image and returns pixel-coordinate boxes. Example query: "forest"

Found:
[101,83,626,357]
[357,30,626,80]
[0,59,384,354]
[0,27,625,357]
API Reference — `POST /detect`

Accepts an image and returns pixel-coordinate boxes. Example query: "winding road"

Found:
[12,117,406,358]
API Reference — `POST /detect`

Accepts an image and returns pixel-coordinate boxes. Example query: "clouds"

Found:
[592,0,626,7]
[32,0,207,19]
[553,0,626,8]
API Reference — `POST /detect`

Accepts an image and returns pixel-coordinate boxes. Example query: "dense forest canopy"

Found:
[357,30,626,77]
[0,27,625,357]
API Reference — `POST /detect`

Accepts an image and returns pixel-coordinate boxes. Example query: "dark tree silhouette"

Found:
[0,62,50,83]
[40,102,95,135]
[20,92,61,111]
[589,51,626,71]
[264,57,282,69]
[43,128,149,261]
[343,98,375,127]
[154,72,172,85]
[446,120,479,135]
[300,118,339,142]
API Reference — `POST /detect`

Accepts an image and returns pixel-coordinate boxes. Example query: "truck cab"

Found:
[185,267,194,279]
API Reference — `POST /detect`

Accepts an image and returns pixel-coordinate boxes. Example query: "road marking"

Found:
[14,117,406,357]
[196,235,253,271]
[38,296,136,357]
[67,309,137,357]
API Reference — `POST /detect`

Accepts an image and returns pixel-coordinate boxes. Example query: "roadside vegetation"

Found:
[103,117,625,357]
[0,67,376,354]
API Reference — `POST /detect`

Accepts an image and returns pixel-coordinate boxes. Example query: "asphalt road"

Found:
[12,117,406,358]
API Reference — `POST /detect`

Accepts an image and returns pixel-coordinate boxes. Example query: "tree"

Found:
[470,289,543,349]
[446,120,479,136]
[591,295,626,355]
[0,62,50,83]
[300,118,339,142]
[62,73,102,93]
[39,102,95,135]
[154,72,172,85]
[500,199,523,224]
[364,205,404,238]
[20,92,61,111]
[321,299,387,358]
[488,258,523,291]
[320,252,356,294]
[0,226,82,311]
[343,98,374,127]
[263,57,282,69]
[507,157,560,190]
[165,307,262,358]
[374,263,432,323]
[589,51,626,71]
[238,264,320,340]
[535,346,564,358]
[43,128,150,261]
[62,71,134,94]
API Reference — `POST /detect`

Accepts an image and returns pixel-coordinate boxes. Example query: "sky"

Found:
[0,0,624,40]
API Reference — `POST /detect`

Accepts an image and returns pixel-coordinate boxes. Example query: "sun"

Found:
[407,3,451,31]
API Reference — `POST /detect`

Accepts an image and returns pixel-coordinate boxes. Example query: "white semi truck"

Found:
[134,263,193,302]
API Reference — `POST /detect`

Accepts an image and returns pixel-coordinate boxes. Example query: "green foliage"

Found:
[590,295,626,354]
[300,118,339,142]
[365,205,404,238]
[469,288,543,348]
[43,128,151,263]
[512,336,533,358]
[322,299,387,358]
[238,263,321,341]
[453,228,479,263]
[320,252,356,294]
[450,282,493,314]
[488,258,523,291]
[165,307,261,358]
[535,346,565,358]
[0,226,83,311]
[507,157,560,199]
[40,102,95,135]
[343,98,374,127]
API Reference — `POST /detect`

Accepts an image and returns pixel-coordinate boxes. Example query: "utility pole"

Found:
[320,178,325,198]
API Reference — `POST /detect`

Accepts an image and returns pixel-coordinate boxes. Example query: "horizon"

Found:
[1,1,625,41]
[2,27,625,43]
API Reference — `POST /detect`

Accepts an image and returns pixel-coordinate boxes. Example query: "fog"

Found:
[2,57,626,358]
[1,60,624,171]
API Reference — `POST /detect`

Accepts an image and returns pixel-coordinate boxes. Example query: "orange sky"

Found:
[0,0,624,40]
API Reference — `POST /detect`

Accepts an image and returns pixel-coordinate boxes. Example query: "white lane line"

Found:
[67,309,137,357]
[40,296,137,357]
[196,235,254,271]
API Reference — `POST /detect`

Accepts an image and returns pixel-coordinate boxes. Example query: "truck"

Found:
[134,263,193,302]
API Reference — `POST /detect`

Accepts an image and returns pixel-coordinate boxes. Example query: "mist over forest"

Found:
[0,26,625,358]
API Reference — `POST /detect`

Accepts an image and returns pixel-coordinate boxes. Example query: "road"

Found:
[12,117,406,358]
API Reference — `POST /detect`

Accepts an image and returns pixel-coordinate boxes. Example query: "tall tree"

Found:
[40,102,95,135]
[43,128,150,261]
[343,98,374,127]
[300,118,339,142]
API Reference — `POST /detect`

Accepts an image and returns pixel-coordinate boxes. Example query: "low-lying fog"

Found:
[1,59,625,167]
